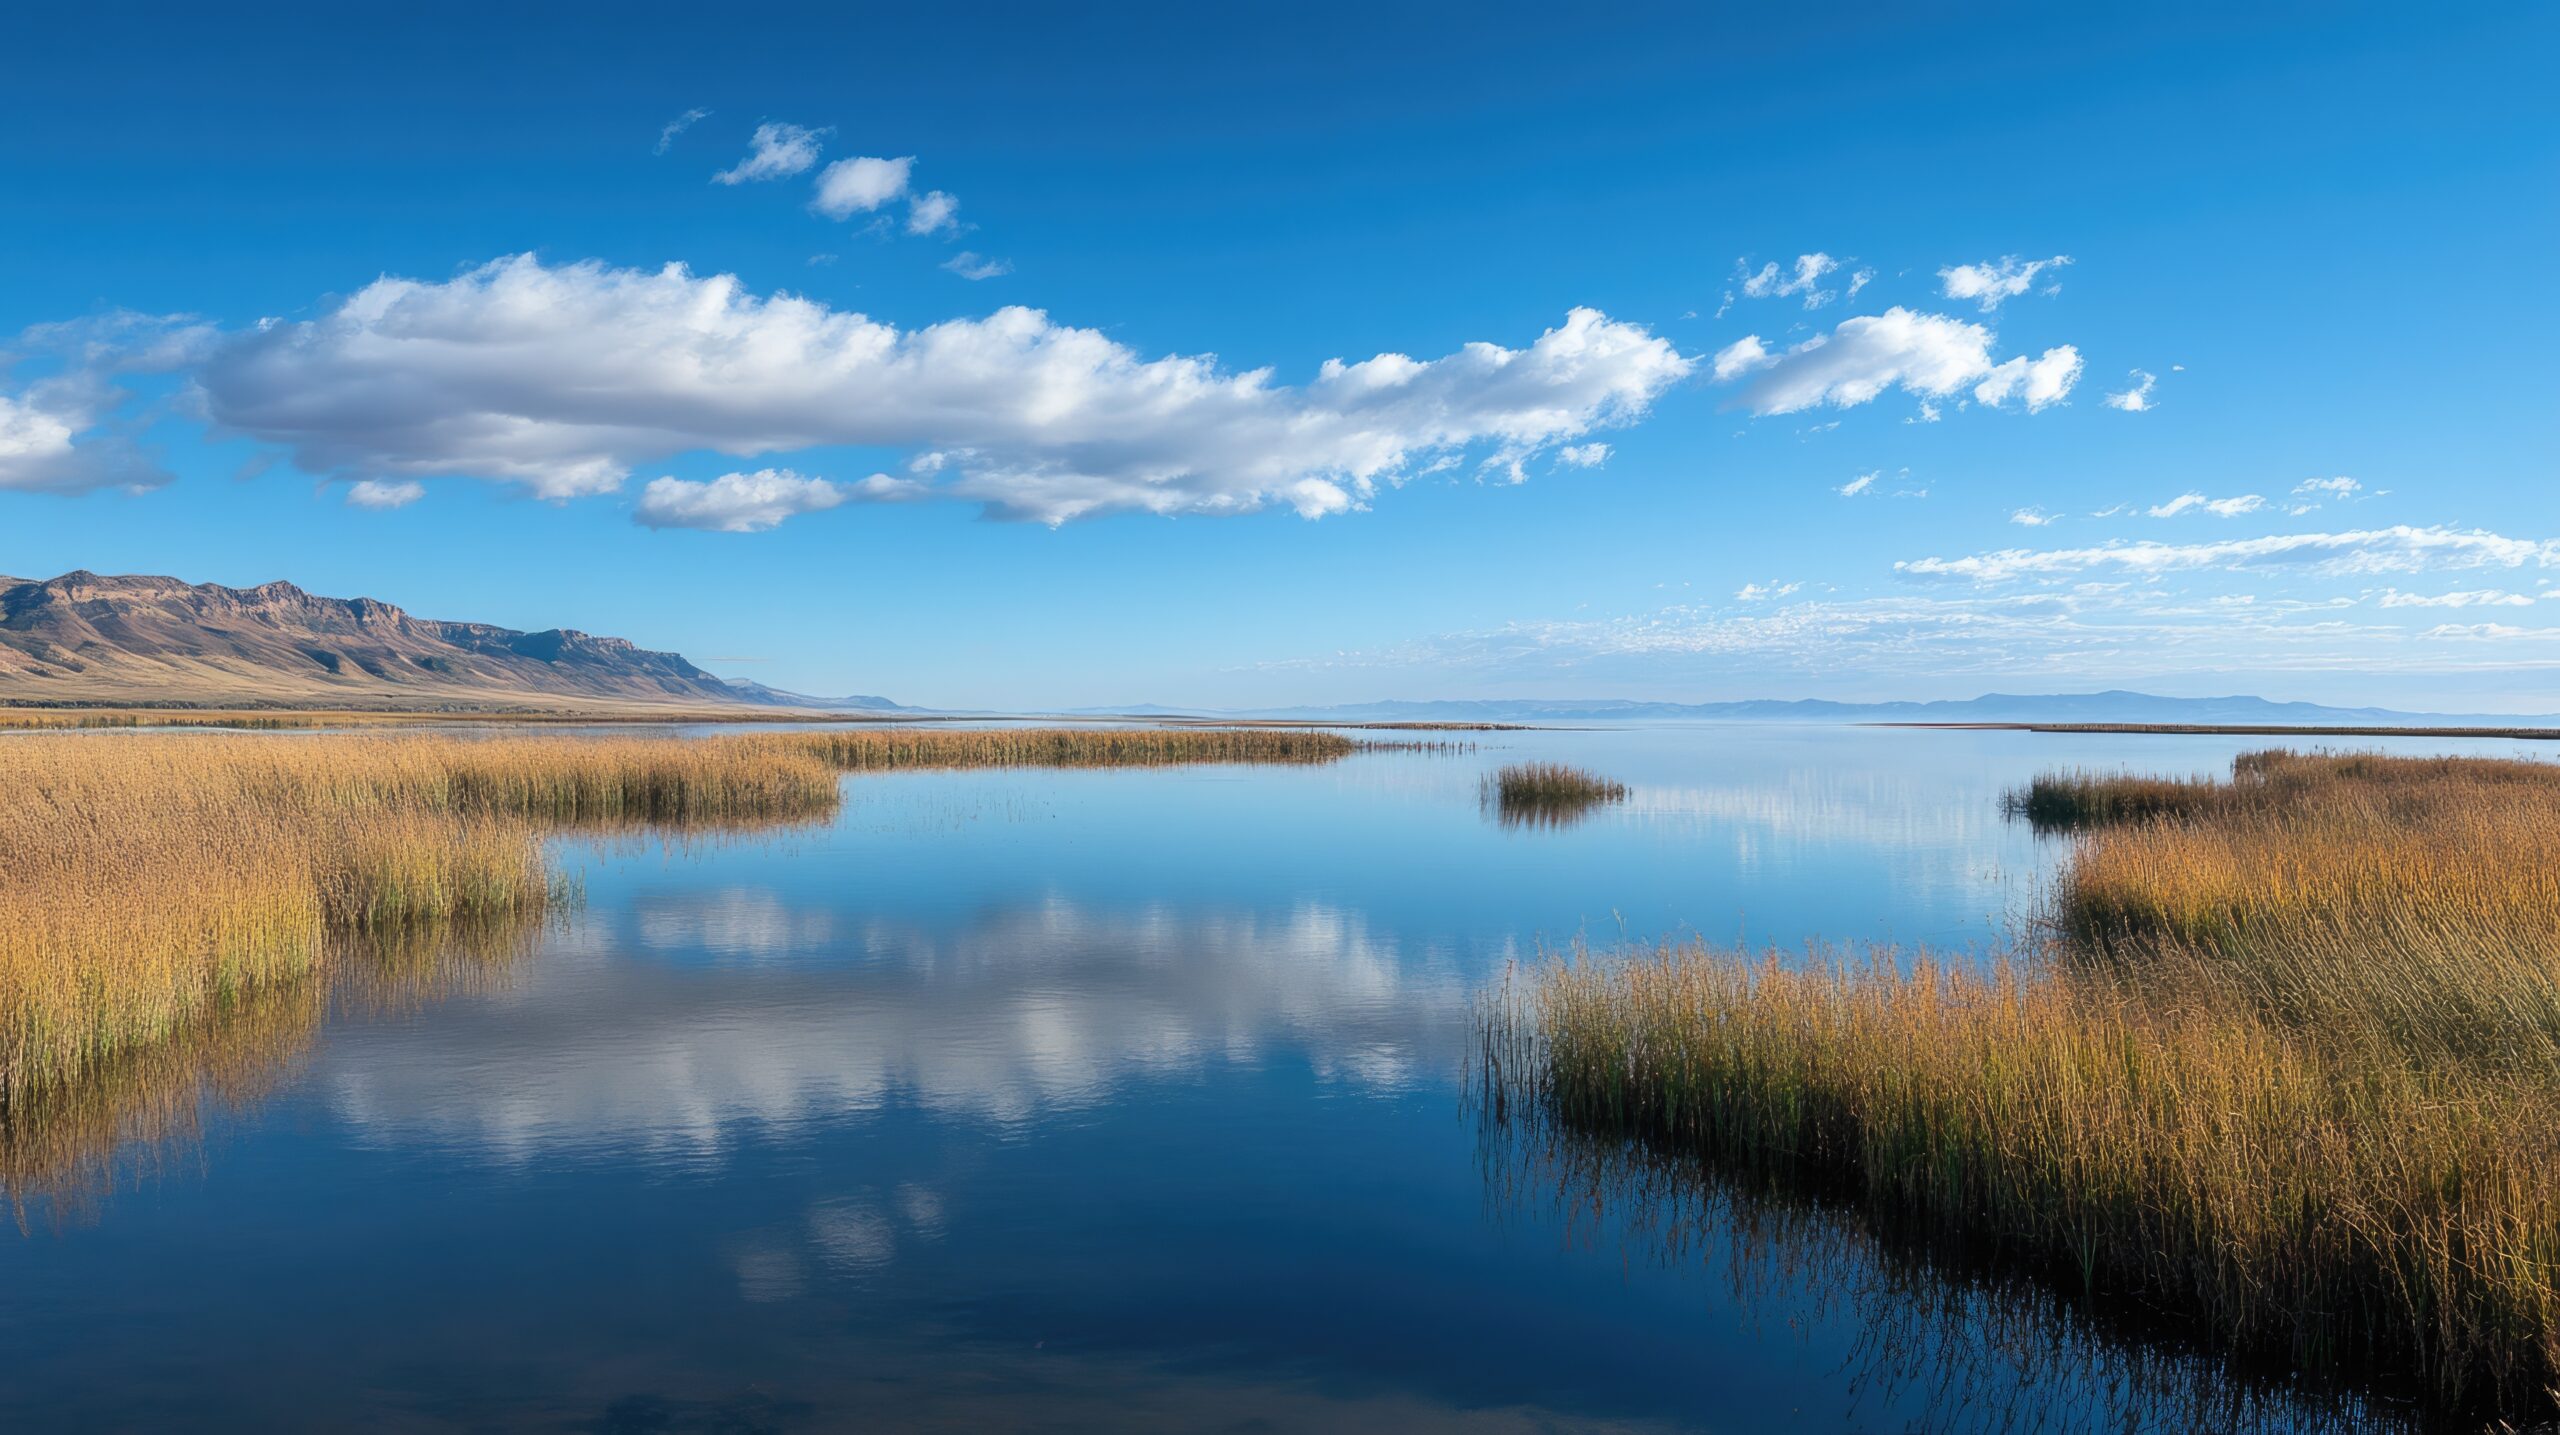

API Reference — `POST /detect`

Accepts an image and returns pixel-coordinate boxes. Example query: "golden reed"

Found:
[1492,749,2560,1421]
[0,727,1356,1107]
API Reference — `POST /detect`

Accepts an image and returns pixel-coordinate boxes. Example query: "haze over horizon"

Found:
[4,3,2554,712]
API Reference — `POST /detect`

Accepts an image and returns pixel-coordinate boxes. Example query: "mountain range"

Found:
[1081,692,2559,727]
[0,570,900,711]
[4,570,2543,726]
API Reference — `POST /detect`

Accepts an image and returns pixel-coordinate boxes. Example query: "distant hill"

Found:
[0,570,882,711]
[1080,691,2554,727]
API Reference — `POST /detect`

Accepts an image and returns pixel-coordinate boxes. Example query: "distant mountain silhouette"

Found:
[1076,691,2551,726]
[0,570,881,711]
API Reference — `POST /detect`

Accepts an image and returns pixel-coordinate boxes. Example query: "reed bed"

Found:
[0,726,1369,1109]
[1490,748,2560,1423]
[1484,761,1629,828]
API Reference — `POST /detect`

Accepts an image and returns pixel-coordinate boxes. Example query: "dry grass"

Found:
[1490,748,2560,1423]
[0,726,1364,1110]
[1484,761,1629,828]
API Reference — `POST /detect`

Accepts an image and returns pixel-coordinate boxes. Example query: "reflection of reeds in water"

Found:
[1483,762,1628,829]
[3,917,542,1225]
[1488,750,2560,1428]
[1470,1086,2412,1435]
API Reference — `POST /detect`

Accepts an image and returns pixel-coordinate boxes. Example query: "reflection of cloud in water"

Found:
[633,887,836,959]
[322,897,1470,1160]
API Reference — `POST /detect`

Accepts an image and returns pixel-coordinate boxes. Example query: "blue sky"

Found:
[2,2,2554,710]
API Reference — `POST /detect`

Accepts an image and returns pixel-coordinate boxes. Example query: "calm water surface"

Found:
[6,724,2542,1431]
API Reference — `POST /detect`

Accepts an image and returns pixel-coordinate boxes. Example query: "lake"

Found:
[5,723,2535,1432]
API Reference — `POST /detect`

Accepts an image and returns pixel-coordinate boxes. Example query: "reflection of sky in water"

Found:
[4,725,2523,1430]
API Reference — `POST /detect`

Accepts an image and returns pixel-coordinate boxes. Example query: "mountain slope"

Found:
[0,571,788,710]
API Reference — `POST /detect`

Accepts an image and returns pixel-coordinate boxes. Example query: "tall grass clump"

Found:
[1490,747,2560,1424]
[1485,761,1629,829]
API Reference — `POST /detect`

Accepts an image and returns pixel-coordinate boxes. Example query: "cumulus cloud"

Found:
[811,155,912,218]
[191,254,1693,524]
[1555,442,1611,468]
[635,468,855,532]
[344,478,424,510]
[1712,307,2081,416]
[2104,369,2157,412]
[1899,526,2560,585]
[715,122,829,184]
[942,251,1010,281]
[2148,492,2266,519]
[1938,254,2071,311]
[1737,253,1840,308]
[906,190,959,235]
[655,108,710,155]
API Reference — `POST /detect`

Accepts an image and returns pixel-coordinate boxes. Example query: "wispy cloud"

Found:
[1899,526,2560,585]
[1938,254,2072,311]
[2104,369,2157,411]
[2148,492,2265,519]
[941,251,1011,281]
[654,107,710,155]
[1837,470,1878,497]
[2375,588,2535,609]
[344,478,424,510]
[1736,253,1841,308]
[715,122,829,184]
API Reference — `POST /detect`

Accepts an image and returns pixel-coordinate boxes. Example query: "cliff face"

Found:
[0,571,771,709]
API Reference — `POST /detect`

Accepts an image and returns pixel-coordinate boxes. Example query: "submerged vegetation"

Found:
[0,726,1366,1113]
[1484,761,1629,828]
[1486,748,2560,1425]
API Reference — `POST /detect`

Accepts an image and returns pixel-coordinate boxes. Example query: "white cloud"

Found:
[2421,622,2546,641]
[2104,369,2157,412]
[715,122,829,184]
[1900,525,2560,585]
[1737,253,1840,308]
[906,190,959,235]
[2010,506,2059,526]
[344,478,424,510]
[655,108,710,155]
[192,254,1692,524]
[1971,346,2084,411]
[2376,588,2535,609]
[2293,476,2362,498]
[812,155,912,218]
[1711,307,2081,416]
[1734,580,1803,601]
[1555,442,1611,468]
[1710,335,1770,381]
[1937,254,2072,311]
[2148,492,2265,519]
[0,378,160,493]
[635,469,853,532]
[0,313,212,493]
[942,251,1010,281]
[1837,470,1877,497]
